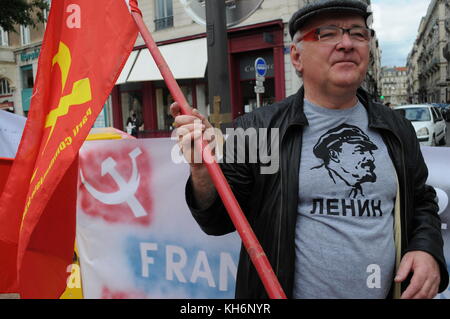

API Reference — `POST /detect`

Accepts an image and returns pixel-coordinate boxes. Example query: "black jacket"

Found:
[186,87,449,298]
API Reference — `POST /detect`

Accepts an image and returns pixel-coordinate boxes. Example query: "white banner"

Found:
[421,146,450,299]
[77,138,240,298]
[76,139,450,299]
[0,110,26,158]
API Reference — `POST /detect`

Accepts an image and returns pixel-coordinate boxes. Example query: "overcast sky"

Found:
[371,0,432,67]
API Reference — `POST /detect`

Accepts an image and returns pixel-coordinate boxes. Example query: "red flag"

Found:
[0,0,137,298]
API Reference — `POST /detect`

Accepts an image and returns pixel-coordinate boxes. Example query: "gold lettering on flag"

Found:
[22,41,93,227]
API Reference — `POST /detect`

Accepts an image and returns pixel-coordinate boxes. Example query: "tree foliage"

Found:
[0,0,49,32]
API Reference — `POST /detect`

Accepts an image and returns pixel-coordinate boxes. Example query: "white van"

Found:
[394,104,447,146]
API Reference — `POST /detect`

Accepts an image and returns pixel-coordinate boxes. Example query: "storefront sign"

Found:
[20,48,40,62]
[240,53,273,80]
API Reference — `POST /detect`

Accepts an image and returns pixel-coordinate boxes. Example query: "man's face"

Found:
[291,13,370,92]
[332,142,376,183]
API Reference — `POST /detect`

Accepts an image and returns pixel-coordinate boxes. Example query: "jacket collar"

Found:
[287,86,396,132]
[286,86,308,127]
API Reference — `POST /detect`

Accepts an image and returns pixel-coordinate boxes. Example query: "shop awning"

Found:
[116,50,139,84]
[119,37,208,83]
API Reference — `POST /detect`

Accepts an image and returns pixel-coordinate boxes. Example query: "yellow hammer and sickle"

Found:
[30,42,92,184]
[43,41,93,151]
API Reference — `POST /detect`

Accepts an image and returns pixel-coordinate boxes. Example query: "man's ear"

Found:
[290,43,303,75]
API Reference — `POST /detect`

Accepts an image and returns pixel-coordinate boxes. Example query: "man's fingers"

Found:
[409,278,439,299]
[395,254,414,283]
[191,108,205,121]
[401,271,427,299]
[429,282,439,299]
[409,278,434,299]
[169,102,181,118]
[396,251,441,299]
[170,102,207,122]
[179,130,204,165]
[169,102,213,131]
[179,126,204,144]
[174,115,202,126]
[176,123,205,137]
[192,108,213,129]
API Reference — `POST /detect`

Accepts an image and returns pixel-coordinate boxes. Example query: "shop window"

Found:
[195,83,208,117]
[237,51,276,114]
[155,84,194,131]
[120,89,144,137]
[22,65,34,89]
[154,0,173,31]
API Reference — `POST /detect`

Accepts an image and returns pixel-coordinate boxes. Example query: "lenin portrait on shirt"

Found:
[312,123,378,198]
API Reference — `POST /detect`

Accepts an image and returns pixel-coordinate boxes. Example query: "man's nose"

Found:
[336,32,354,51]
[365,153,375,162]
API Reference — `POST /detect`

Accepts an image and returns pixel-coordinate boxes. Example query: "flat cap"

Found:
[313,124,377,160]
[289,0,372,39]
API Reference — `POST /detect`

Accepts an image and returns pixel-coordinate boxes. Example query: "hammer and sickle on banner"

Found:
[43,41,93,151]
[80,148,148,218]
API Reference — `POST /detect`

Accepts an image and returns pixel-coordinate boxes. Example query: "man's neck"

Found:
[304,85,359,110]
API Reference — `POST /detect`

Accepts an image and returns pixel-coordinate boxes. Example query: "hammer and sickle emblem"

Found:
[43,42,92,150]
[80,148,148,218]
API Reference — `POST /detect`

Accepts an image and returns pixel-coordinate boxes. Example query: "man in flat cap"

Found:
[171,0,448,299]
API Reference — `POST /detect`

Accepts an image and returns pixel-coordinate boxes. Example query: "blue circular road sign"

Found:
[255,57,267,77]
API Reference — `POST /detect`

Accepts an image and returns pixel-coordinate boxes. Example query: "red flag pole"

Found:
[128,1,286,299]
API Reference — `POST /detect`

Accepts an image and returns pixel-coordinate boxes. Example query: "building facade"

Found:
[114,0,292,136]
[0,24,42,115]
[407,41,422,104]
[0,2,50,116]
[380,66,409,106]
[1,0,381,134]
[364,35,382,101]
[0,0,111,126]
[407,0,450,104]
[113,0,381,137]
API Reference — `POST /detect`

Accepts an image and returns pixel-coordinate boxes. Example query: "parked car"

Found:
[431,103,450,121]
[394,104,447,146]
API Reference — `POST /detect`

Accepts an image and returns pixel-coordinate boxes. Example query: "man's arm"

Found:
[190,165,216,210]
[395,123,449,298]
